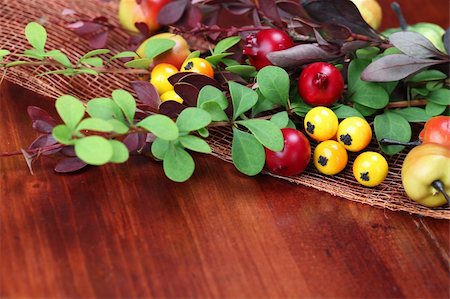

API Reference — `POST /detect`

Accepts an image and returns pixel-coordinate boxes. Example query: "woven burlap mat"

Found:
[1,0,449,219]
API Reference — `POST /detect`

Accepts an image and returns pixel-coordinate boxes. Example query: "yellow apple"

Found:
[351,0,382,30]
[119,0,171,35]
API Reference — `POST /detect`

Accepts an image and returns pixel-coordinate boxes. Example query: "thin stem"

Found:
[0,143,64,157]
[387,99,427,109]
[432,180,450,207]
[379,138,421,147]
[391,2,409,30]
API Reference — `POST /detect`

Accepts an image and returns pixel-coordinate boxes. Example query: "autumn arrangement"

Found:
[0,0,449,218]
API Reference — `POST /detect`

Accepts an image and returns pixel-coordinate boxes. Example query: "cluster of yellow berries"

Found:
[304,106,388,187]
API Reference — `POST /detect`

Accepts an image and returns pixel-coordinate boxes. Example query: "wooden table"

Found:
[1,0,449,298]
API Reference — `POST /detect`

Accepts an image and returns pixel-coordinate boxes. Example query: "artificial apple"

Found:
[401,143,450,208]
[136,32,191,69]
[243,28,294,70]
[419,116,450,149]
[350,0,382,30]
[265,128,311,176]
[298,62,344,107]
[119,0,171,35]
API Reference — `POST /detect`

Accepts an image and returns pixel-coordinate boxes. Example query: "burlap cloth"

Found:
[1,0,449,219]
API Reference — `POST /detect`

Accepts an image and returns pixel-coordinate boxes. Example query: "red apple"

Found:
[265,128,311,176]
[136,32,191,69]
[119,0,171,35]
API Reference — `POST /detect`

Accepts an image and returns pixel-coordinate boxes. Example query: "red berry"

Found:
[265,128,311,176]
[298,62,344,107]
[243,29,294,70]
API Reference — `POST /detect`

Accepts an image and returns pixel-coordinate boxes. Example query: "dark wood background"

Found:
[1,0,449,298]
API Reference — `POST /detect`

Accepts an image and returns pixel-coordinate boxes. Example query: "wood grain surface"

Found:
[1,0,450,298]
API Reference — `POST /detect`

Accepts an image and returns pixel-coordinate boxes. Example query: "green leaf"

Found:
[137,114,179,141]
[426,102,447,116]
[25,22,47,52]
[76,118,114,132]
[353,103,377,117]
[213,36,241,55]
[0,49,10,60]
[426,81,444,91]
[163,144,195,182]
[257,66,290,106]
[55,95,85,129]
[222,58,240,67]
[110,51,137,61]
[232,128,265,176]
[252,90,277,116]
[428,89,450,105]
[201,101,228,122]
[108,119,129,134]
[22,49,45,60]
[179,135,212,154]
[409,70,447,82]
[87,97,125,122]
[144,38,176,59]
[151,138,169,160]
[411,87,429,98]
[45,50,71,67]
[109,140,129,163]
[356,47,380,59]
[112,89,136,124]
[38,69,76,76]
[348,59,389,109]
[52,124,73,145]
[229,81,258,120]
[176,107,212,132]
[286,119,297,129]
[270,111,289,129]
[332,105,363,118]
[374,111,411,155]
[74,136,113,166]
[197,128,209,138]
[226,65,257,77]
[6,61,29,67]
[237,119,283,151]
[124,58,152,69]
[185,50,201,60]
[74,68,99,76]
[205,53,232,66]
[79,49,110,61]
[392,107,431,122]
[291,102,312,117]
[197,85,228,109]
[80,57,103,67]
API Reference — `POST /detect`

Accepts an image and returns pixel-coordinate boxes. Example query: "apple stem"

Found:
[432,180,450,206]
[391,2,409,30]
[379,138,421,147]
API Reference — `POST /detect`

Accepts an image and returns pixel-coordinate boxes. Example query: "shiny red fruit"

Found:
[298,62,344,107]
[265,128,311,176]
[243,29,294,70]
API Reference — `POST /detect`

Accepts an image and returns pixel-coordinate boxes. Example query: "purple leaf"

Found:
[21,149,34,175]
[258,0,282,26]
[67,19,112,49]
[277,0,311,20]
[159,101,187,118]
[61,146,76,157]
[267,44,339,68]
[178,73,222,90]
[223,3,254,15]
[173,82,199,106]
[178,5,202,28]
[28,135,60,155]
[302,0,380,40]
[131,81,160,109]
[27,106,56,125]
[157,0,189,25]
[168,72,192,86]
[32,120,54,134]
[54,157,88,173]
[123,133,147,153]
[361,54,443,82]
[389,31,445,58]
